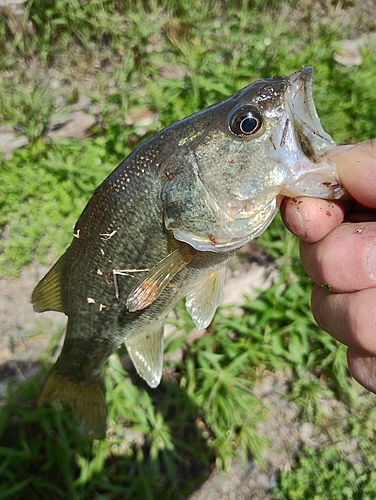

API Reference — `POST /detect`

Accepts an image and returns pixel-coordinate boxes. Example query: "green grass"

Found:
[274,395,376,499]
[1,0,376,498]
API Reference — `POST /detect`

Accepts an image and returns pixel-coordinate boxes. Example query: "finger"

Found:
[347,348,376,394]
[280,196,345,243]
[328,138,376,209]
[300,222,376,293]
[311,285,376,355]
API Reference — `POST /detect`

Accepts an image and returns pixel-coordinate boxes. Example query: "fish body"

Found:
[32,66,342,437]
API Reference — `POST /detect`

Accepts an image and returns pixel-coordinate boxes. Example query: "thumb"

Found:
[328,139,376,209]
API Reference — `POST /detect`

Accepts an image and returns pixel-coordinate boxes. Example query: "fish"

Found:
[32,66,343,438]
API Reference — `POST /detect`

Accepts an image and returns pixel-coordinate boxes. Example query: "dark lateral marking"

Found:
[294,121,318,162]
[280,118,290,147]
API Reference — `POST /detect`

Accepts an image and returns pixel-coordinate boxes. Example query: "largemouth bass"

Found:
[32,66,343,438]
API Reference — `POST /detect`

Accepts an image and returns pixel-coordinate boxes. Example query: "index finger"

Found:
[280,196,345,243]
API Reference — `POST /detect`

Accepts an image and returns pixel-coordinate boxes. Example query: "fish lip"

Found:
[288,65,314,86]
[285,66,335,155]
[287,66,315,100]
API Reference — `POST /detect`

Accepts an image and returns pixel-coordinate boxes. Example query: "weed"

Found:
[275,435,376,500]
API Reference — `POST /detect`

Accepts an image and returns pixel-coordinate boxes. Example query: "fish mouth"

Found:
[279,66,342,200]
[285,66,335,160]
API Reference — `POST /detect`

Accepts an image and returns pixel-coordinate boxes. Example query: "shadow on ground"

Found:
[0,366,214,500]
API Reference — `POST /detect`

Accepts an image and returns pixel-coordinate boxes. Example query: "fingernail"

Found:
[367,244,376,280]
[286,202,306,239]
[347,350,376,395]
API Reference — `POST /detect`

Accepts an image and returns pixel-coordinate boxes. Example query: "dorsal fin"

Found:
[32,255,65,313]
[125,323,164,388]
[126,243,195,312]
[185,265,226,330]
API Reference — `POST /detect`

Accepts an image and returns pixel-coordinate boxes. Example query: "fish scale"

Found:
[32,66,343,437]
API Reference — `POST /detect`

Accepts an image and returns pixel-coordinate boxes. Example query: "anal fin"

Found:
[185,265,226,330]
[125,323,164,388]
[32,255,65,313]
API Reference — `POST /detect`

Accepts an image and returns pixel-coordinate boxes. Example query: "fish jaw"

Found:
[277,66,343,199]
[285,66,335,160]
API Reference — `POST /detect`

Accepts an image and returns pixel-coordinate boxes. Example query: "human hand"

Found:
[280,139,376,393]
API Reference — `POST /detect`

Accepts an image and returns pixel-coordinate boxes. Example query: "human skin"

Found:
[280,139,376,394]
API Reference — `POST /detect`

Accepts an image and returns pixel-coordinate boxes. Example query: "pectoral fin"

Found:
[185,265,226,330]
[125,323,164,388]
[126,243,195,312]
[32,255,65,313]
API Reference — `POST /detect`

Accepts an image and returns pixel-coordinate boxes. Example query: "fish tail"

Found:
[38,367,107,439]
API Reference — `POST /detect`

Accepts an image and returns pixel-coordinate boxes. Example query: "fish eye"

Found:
[228,106,262,137]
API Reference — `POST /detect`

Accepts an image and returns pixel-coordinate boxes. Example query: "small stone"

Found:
[47,111,96,139]
[0,126,28,159]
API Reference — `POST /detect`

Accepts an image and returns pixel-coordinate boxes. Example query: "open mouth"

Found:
[285,66,335,159]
